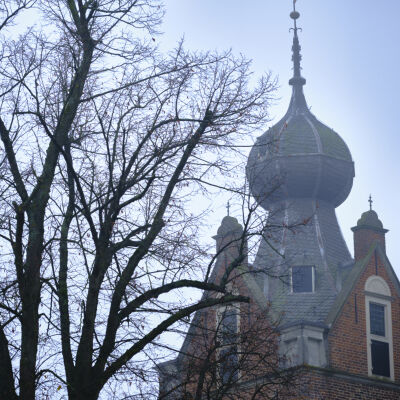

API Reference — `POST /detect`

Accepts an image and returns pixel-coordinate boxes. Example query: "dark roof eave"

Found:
[277,320,329,332]
[351,225,389,234]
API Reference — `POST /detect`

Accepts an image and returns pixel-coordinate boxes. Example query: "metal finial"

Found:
[368,195,373,211]
[226,201,230,216]
[290,0,300,31]
[289,0,303,81]
[287,0,307,113]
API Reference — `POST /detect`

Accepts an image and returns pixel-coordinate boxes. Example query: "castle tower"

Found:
[246,6,355,366]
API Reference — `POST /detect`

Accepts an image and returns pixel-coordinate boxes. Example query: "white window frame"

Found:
[364,276,394,380]
[290,265,315,293]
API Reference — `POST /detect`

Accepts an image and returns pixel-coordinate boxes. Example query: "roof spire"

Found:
[287,0,308,113]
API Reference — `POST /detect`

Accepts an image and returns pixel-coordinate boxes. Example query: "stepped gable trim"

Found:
[325,243,400,328]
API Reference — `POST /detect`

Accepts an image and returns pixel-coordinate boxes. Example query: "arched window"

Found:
[365,276,394,380]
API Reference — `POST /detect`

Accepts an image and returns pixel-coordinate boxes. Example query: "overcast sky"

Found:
[159,0,400,273]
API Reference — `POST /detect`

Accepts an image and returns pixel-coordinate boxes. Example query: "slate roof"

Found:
[246,24,355,327]
[253,198,353,326]
[246,83,355,209]
[253,107,352,162]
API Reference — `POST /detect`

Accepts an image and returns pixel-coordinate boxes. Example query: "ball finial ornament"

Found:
[290,11,300,20]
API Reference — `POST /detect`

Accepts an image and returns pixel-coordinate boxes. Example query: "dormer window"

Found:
[291,265,314,293]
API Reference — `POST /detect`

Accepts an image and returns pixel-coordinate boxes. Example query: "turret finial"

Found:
[226,201,231,216]
[289,0,305,86]
[287,0,308,113]
[368,195,373,211]
[290,0,299,39]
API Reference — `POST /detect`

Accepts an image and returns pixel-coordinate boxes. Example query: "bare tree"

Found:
[0,1,277,399]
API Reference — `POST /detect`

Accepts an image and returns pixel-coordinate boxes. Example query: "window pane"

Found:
[222,308,237,345]
[370,303,385,336]
[219,345,239,384]
[292,266,313,293]
[371,340,390,377]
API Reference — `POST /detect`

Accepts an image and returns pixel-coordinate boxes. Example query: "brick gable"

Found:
[329,245,400,382]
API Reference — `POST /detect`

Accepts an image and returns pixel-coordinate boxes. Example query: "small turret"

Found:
[351,196,388,261]
[213,215,245,263]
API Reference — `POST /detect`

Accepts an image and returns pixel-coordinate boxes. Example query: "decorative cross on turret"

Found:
[368,194,373,210]
[226,201,230,216]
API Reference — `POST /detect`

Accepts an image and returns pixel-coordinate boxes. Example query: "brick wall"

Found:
[287,368,400,400]
[328,250,400,382]
[353,228,386,261]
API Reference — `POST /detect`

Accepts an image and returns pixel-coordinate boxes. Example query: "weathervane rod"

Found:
[289,0,303,81]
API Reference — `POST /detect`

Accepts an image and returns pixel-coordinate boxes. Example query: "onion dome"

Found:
[247,10,354,210]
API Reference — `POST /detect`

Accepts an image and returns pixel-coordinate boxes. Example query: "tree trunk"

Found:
[0,328,18,400]
[19,214,44,400]
[68,373,101,400]
[19,264,40,400]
